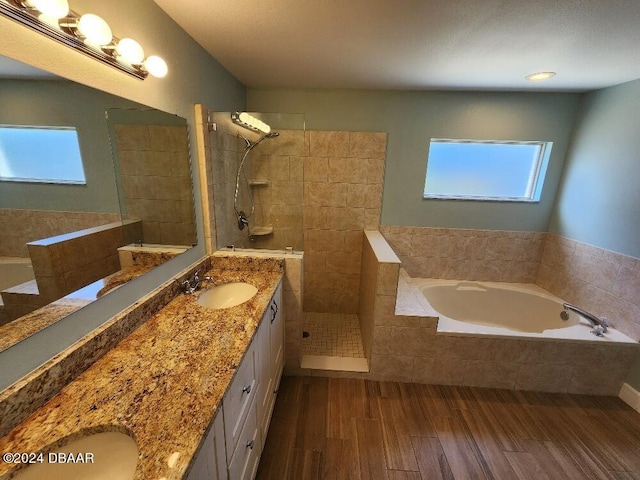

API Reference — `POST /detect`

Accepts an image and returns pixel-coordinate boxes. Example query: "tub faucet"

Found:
[562,303,609,336]
[181,269,212,295]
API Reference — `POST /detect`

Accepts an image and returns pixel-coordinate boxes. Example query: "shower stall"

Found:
[207,111,306,252]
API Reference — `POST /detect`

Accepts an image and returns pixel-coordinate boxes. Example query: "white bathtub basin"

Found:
[197,282,258,309]
[12,431,138,480]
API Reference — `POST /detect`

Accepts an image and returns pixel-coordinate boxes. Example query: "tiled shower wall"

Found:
[0,209,120,257]
[204,111,387,315]
[113,124,196,246]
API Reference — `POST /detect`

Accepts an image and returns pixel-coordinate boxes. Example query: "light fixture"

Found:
[525,71,557,81]
[231,112,272,134]
[76,13,111,46]
[116,37,144,65]
[24,0,67,17]
[0,0,168,80]
[143,55,168,78]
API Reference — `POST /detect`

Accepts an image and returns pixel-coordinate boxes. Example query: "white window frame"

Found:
[0,125,86,185]
[423,138,552,202]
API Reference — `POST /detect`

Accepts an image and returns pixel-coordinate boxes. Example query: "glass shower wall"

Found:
[208,112,305,251]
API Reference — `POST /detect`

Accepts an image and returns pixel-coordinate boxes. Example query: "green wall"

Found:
[248,88,583,231]
[549,79,640,259]
[0,79,145,213]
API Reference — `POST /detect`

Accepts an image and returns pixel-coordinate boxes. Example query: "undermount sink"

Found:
[197,282,258,309]
[13,431,138,480]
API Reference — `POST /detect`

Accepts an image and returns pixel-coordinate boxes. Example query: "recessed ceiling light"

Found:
[525,71,557,81]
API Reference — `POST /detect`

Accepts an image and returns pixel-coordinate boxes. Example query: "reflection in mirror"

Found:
[0,54,196,350]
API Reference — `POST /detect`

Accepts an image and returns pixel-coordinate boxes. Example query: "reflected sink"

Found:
[14,431,138,480]
[197,282,258,309]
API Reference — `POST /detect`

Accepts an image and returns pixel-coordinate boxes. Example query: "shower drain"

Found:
[302,331,310,338]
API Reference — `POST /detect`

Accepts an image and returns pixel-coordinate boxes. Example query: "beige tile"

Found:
[377,263,400,296]
[323,207,365,230]
[305,182,348,207]
[270,130,306,156]
[612,265,640,305]
[515,364,574,393]
[412,356,467,385]
[269,155,291,181]
[304,230,345,252]
[325,251,362,275]
[304,157,329,182]
[289,156,304,181]
[309,131,350,157]
[367,354,413,382]
[388,326,438,357]
[364,209,381,230]
[348,132,387,159]
[114,124,150,151]
[346,184,383,209]
[328,157,366,184]
[366,158,385,185]
[463,360,519,389]
[270,181,303,205]
[344,230,364,253]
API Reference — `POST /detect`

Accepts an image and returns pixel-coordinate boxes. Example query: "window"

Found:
[423,139,552,202]
[0,126,86,184]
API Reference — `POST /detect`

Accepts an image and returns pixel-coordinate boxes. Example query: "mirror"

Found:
[0,54,196,347]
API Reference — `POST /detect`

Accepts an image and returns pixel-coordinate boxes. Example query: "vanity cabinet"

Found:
[185,280,283,480]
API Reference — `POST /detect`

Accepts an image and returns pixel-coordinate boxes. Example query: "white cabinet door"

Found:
[185,410,226,480]
[269,282,284,385]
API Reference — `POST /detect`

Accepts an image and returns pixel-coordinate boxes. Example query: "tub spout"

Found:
[562,303,608,335]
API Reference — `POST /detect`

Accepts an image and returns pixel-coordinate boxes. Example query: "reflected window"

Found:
[0,126,86,184]
[423,139,552,202]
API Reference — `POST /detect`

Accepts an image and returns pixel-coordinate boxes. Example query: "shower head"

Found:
[265,132,279,139]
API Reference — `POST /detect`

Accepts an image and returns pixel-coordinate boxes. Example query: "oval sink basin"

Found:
[13,431,138,480]
[198,282,258,309]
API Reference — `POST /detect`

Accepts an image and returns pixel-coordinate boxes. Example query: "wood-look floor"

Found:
[256,376,640,480]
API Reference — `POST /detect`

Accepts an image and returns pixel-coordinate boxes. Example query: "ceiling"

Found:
[154,0,640,92]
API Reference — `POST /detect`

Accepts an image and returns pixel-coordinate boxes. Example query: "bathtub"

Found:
[412,278,636,345]
[0,257,34,292]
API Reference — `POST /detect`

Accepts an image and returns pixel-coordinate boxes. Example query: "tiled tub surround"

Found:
[380,225,545,282]
[358,231,639,395]
[380,225,640,344]
[537,233,640,342]
[0,255,284,479]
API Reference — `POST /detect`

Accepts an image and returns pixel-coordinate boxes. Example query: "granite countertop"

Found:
[0,258,283,479]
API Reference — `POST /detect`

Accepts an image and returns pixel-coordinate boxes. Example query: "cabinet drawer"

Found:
[223,341,256,460]
[228,400,260,480]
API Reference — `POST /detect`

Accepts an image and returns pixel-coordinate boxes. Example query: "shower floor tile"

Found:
[302,312,365,358]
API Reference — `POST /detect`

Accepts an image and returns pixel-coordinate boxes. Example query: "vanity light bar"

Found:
[0,0,168,80]
[231,112,272,134]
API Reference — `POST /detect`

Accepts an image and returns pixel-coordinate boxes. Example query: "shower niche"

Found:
[207,111,306,251]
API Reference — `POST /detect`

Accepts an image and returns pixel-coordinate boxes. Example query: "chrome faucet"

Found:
[561,303,609,336]
[181,269,212,295]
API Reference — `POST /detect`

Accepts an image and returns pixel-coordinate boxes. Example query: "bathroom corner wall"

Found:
[303,131,387,313]
[380,226,545,282]
[537,233,640,342]
[194,105,216,253]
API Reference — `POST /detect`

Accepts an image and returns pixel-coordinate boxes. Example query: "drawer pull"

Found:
[246,440,255,450]
[242,384,252,394]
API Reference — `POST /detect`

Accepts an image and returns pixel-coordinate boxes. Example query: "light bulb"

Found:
[77,13,112,46]
[116,38,145,64]
[144,55,168,78]
[24,0,69,19]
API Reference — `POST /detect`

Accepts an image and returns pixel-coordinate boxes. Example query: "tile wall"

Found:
[0,209,120,257]
[537,233,640,342]
[303,131,387,313]
[113,124,196,246]
[380,225,545,282]
[204,110,387,315]
[358,231,638,395]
